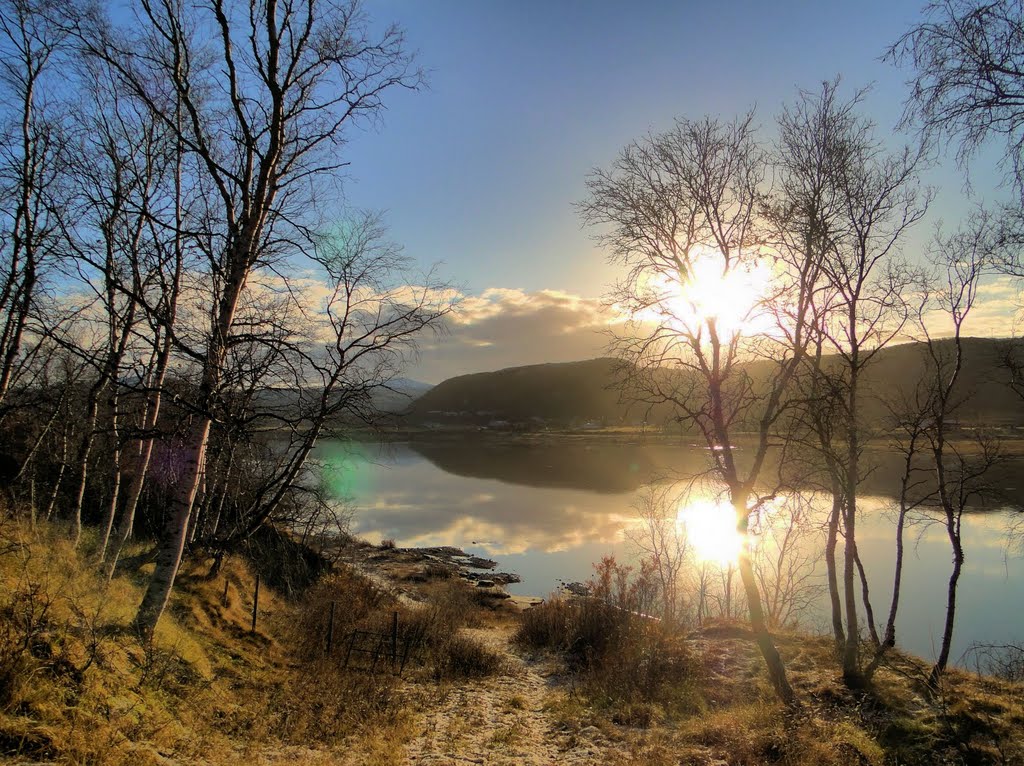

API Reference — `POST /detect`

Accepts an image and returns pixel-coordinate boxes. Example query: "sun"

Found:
[677,498,746,567]
[648,249,773,340]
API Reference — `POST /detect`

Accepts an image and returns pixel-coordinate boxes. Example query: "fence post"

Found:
[326,601,336,654]
[251,573,260,633]
[391,611,398,667]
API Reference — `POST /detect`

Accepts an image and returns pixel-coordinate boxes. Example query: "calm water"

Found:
[321,438,1024,664]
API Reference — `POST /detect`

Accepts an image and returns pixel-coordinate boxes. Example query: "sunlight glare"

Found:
[651,249,773,340]
[677,498,746,567]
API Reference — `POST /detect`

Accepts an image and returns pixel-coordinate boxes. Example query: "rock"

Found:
[476,579,495,588]
[561,581,589,597]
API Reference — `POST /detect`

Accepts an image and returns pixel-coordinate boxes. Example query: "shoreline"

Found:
[327,536,546,609]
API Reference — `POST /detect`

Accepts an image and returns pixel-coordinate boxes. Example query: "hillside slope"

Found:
[409,338,1024,429]
[411,357,666,427]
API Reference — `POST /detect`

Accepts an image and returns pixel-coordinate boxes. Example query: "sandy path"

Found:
[404,625,624,766]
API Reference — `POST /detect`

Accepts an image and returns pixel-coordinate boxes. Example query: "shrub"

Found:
[433,634,505,680]
[424,562,454,579]
[515,556,702,717]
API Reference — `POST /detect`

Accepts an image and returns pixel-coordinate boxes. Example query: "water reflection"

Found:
[676,499,746,566]
[322,439,1024,663]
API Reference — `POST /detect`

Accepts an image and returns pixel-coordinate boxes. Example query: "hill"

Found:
[410,357,666,428]
[408,338,1024,429]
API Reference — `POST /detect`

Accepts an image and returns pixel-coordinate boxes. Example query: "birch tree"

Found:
[78,0,425,635]
[581,113,818,703]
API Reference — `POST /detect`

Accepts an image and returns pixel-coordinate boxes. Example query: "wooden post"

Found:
[326,601,336,654]
[391,611,398,667]
[342,629,358,669]
[221,578,229,607]
[251,573,260,633]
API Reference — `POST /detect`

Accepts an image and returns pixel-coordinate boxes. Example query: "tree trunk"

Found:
[70,381,105,548]
[842,366,863,686]
[929,523,964,686]
[45,420,71,521]
[736,501,794,704]
[853,545,879,646]
[825,490,845,652]
[96,394,122,563]
[104,432,156,580]
[865,499,908,679]
[133,418,211,636]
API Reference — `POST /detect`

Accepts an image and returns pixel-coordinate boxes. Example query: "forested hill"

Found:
[408,338,1024,429]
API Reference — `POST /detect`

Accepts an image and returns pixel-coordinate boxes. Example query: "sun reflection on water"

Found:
[676,498,747,566]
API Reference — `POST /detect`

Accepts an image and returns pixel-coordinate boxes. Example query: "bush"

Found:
[515,556,702,717]
[432,634,505,680]
[424,562,454,579]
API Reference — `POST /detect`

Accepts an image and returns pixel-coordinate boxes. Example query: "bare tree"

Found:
[0,0,69,421]
[751,495,825,630]
[76,0,427,634]
[627,483,690,624]
[864,366,935,679]
[581,112,823,704]
[778,81,929,684]
[914,218,1003,686]
[191,213,451,556]
[889,0,1024,201]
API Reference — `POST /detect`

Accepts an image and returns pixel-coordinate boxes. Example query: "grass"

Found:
[5,516,1023,766]
[513,556,1024,765]
[515,557,704,719]
[0,516,508,765]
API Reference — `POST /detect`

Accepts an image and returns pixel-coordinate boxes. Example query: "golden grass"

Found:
[6,514,1022,766]
[517,598,1024,766]
[0,515,513,765]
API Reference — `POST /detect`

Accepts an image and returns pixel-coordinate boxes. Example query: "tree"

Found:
[0,0,69,421]
[627,483,691,624]
[915,218,1003,686]
[77,0,430,635]
[889,0,1024,201]
[777,81,929,684]
[581,112,822,704]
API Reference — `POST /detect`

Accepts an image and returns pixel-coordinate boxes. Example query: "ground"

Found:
[2,524,1023,765]
[404,624,622,766]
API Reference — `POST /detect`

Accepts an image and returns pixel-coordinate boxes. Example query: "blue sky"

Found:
[337,1,1014,380]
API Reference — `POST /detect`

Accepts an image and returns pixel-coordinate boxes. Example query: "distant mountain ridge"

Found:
[408,338,1024,429]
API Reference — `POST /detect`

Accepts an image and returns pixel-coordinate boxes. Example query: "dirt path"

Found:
[404,625,625,766]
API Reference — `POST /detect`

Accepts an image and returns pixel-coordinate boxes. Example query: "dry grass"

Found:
[515,560,1024,765]
[5,517,1022,766]
[515,558,703,719]
[0,519,239,763]
[0,517,507,765]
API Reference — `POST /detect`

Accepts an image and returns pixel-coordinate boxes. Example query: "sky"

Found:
[337,0,1020,383]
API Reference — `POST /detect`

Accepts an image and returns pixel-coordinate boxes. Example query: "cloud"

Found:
[920,275,1024,338]
[412,288,617,382]
[406,275,1024,383]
